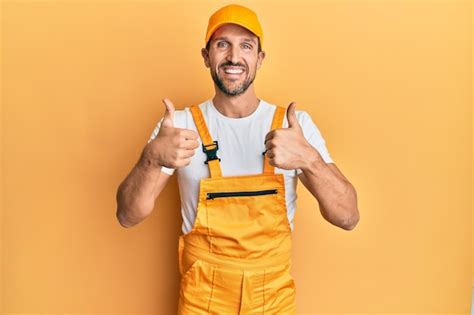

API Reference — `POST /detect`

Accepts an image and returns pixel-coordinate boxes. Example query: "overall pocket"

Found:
[178,259,216,314]
[262,266,297,314]
[206,188,278,200]
[181,258,202,280]
[205,187,290,258]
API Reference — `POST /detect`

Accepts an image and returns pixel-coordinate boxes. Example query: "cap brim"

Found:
[205,22,260,47]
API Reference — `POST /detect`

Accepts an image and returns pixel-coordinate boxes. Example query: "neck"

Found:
[212,86,260,118]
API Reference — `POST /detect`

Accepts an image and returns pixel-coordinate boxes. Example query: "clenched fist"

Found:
[264,102,322,170]
[143,98,200,169]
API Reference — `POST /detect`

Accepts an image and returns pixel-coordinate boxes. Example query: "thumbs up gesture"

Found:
[264,102,321,170]
[144,98,200,169]
[161,98,175,128]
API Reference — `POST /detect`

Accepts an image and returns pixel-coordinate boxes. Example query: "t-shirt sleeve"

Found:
[296,110,334,175]
[147,117,176,175]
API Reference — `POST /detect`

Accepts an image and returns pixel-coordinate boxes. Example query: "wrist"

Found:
[300,145,325,175]
[138,146,163,170]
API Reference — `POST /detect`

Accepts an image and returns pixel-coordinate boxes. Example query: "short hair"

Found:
[206,37,262,53]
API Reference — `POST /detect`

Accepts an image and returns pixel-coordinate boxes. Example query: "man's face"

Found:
[201,23,265,97]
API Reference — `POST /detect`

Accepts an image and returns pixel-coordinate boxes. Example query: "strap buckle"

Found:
[202,141,221,164]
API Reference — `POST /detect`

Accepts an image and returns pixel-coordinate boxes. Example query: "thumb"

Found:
[286,102,300,129]
[161,98,175,128]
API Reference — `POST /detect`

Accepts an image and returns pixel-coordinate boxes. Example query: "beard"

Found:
[210,64,256,97]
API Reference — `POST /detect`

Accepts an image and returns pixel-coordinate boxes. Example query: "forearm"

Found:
[116,149,163,228]
[300,150,359,230]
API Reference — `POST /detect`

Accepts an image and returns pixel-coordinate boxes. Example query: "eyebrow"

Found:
[212,36,257,44]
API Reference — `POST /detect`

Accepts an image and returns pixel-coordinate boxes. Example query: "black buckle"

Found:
[202,140,221,164]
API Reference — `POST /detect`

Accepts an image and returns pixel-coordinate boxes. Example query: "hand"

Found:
[144,98,200,168]
[264,102,320,170]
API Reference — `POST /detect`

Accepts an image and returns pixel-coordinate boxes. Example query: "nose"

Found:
[225,44,241,65]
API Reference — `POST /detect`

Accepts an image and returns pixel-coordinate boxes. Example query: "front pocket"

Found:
[181,259,202,280]
[206,188,278,200]
[262,267,297,313]
[179,259,216,313]
[204,187,290,259]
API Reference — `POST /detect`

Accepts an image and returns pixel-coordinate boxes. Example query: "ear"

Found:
[256,50,266,70]
[201,48,210,68]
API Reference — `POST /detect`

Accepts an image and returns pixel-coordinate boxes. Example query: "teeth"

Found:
[224,68,243,74]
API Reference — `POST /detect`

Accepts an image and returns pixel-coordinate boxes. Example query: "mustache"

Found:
[220,62,246,69]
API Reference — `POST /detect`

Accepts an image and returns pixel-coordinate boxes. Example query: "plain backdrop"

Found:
[1,0,472,314]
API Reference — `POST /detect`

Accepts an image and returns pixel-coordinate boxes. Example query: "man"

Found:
[116,4,359,314]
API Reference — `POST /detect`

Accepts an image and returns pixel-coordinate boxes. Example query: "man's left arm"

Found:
[264,102,359,231]
[298,153,359,231]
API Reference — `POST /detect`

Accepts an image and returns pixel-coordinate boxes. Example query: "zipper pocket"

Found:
[206,189,278,200]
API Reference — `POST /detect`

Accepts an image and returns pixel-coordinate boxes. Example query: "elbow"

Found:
[342,185,359,231]
[115,186,150,228]
[116,207,151,228]
[116,202,155,228]
[116,204,153,228]
[116,186,131,228]
[116,208,136,228]
[116,197,151,228]
[341,210,360,231]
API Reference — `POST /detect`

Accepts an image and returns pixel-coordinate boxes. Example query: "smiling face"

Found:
[201,23,265,97]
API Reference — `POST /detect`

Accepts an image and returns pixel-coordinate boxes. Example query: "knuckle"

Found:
[176,149,185,158]
[171,137,180,147]
[172,128,180,136]
[172,151,181,162]
[177,140,186,149]
[174,157,184,167]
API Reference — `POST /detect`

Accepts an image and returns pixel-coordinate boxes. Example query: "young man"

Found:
[116,4,359,314]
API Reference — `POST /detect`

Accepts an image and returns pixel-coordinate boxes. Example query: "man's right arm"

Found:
[115,98,198,228]
[115,148,172,228]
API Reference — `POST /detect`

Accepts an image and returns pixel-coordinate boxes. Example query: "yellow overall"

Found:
[177,104,296,314]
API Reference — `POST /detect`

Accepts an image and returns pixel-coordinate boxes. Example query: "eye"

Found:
[217,41,228,48]
[242,43,252,50]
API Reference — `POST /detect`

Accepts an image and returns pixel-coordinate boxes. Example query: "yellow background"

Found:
[1,0,472,314]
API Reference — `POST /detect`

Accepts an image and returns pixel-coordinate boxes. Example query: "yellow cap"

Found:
[205,4,263,50]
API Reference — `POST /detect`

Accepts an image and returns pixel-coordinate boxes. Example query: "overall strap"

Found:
[189,104,222,178]
[263,105,286,174]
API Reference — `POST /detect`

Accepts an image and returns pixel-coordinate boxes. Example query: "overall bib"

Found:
[177,104,296,314]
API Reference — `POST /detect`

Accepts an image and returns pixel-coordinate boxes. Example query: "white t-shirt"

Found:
[147,99,334,235]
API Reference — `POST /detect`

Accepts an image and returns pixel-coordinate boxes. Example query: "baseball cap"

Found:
[205,4,264,50]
